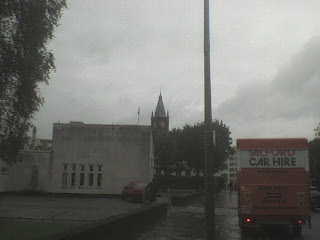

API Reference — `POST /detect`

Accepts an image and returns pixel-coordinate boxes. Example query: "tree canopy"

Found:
[153,120,233,175]
[0,0,67,164]
[309,138,320,188]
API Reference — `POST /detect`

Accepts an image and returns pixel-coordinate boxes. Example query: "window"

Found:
[79,164,85,187]
[71,173,76,186]
[88,173,94,187]
[80,173,85,186]
[97,174,102,187]
[88,164,94,187]
[97,165,103,187]
[136,182,148,188]
[230,174,235,177]
[71,164,76,187]
[80,164,85,172]
[62,173,67,187]
[62,164,68,187]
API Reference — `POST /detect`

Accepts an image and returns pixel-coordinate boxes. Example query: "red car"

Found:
[122,181,149,202]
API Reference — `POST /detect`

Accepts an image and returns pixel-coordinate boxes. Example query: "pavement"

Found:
[0,194,143,222]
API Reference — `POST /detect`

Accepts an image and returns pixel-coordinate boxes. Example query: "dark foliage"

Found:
[309,138,320,188]
[153,120,233,175]
[154,174,227,191]
[155,174,204,190]
[0,0,66,164]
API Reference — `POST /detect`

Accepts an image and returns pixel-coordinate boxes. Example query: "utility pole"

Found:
[204,0,215,239]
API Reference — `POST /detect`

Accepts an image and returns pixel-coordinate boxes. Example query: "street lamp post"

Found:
[204,0,215,239]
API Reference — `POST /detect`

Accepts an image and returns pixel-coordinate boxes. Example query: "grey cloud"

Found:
[217,37,320,139]
[33,1,320,140]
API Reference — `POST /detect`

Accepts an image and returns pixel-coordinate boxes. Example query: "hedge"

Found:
[154,174,204,190]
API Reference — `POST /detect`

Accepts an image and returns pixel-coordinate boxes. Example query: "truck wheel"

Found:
[292,224,302,236]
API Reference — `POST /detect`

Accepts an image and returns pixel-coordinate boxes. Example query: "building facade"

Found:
[23,127,53,151]
[0,122,155,194]
[0,150,52,192]
[50,123,154,194]
[226,148,238,188]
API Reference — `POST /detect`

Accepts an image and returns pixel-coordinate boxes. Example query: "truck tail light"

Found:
[298,220,303,224]
[246,218,251,223]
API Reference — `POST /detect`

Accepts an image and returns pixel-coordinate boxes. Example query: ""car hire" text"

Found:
[249,157,297,167]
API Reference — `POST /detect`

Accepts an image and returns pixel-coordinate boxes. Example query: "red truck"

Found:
[237,138,311,236]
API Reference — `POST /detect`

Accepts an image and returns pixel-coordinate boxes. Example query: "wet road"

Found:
[135,190,320,240]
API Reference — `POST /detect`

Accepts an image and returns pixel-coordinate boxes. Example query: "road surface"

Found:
[135,190,320,240]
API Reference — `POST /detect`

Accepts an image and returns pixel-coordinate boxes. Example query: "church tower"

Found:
[151,93,169,131]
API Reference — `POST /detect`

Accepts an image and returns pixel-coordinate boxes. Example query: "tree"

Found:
[176,124,204,175]
[314,122,320,139]
[309,138,320,188]
[0,0,67,164]
[152,130,173,175]
[153,120,233,176]
[212,120,235,171]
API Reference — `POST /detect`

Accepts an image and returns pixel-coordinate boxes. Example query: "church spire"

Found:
[154,93,166,117]
[151,92,169,131]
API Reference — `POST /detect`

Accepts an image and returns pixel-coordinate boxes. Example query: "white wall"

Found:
[49,123,154,194]
[0,151,51,192]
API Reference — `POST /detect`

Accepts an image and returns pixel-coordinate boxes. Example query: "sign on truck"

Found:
[237,138,311,236]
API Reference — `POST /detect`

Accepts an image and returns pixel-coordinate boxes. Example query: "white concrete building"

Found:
[0,150,52,192]
[0,122,155,195]
[50,123,154,194]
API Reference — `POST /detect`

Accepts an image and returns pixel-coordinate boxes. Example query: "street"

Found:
[0,191,319,239]
[135,190,320,240]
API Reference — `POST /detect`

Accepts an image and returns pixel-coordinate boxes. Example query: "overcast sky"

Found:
[33,0,320,142]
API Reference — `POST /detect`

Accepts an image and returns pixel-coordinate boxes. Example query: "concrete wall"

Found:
[49,123,154,194]
[0,151,51,192]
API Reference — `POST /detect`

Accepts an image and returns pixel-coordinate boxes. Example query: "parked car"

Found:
[122,181,149,202]
[310,187,320,209]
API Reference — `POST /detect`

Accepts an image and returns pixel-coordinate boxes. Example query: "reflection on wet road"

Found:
[135,191,320,240]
